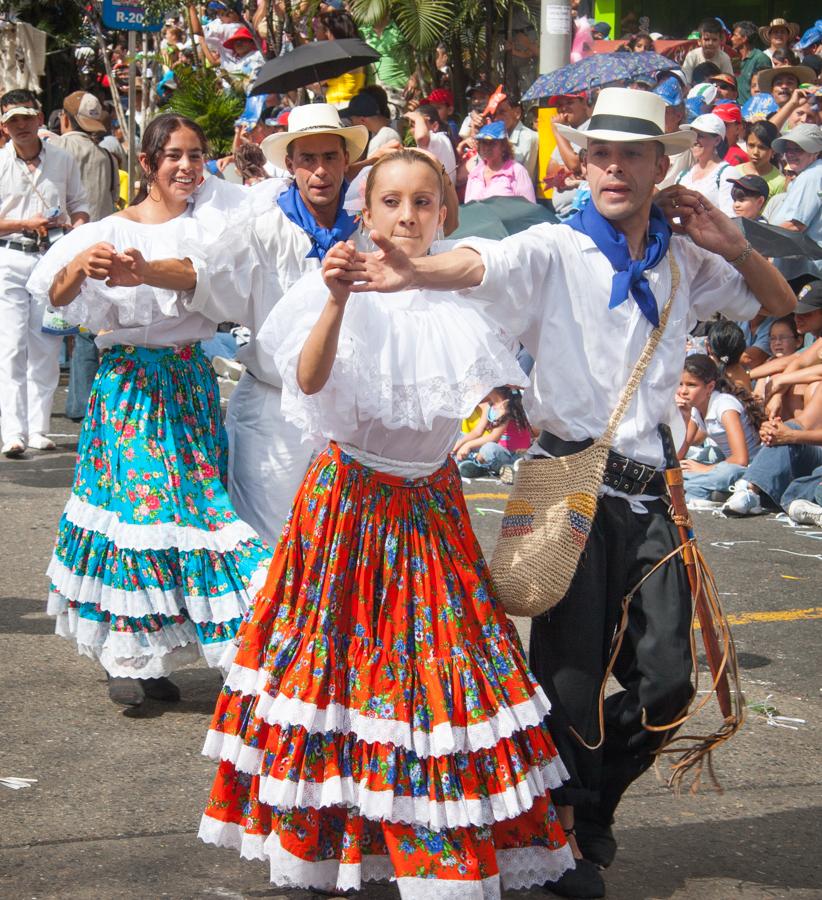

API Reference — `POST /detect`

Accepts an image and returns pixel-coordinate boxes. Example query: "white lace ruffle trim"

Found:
[220,661,555,758]
[47,556,268,624]
[62,492,260,552]
[198,816,574,894]
[49,596,233,675]
[202,735,566,830]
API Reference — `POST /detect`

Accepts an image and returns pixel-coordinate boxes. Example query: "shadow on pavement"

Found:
[0,596,54,635]
[0,448,77,490]
[611,805,821,897]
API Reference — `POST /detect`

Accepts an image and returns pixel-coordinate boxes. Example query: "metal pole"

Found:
[539,0,572,74]
[127,29,137,202]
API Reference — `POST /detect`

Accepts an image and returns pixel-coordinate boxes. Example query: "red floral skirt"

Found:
[199,444,573,898]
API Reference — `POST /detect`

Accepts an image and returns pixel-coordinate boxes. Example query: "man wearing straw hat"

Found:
[759,17,800,60]
[183,104,368,543]
[342,87,796,898]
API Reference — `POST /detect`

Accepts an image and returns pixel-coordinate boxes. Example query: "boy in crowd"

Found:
[682,18,735,85]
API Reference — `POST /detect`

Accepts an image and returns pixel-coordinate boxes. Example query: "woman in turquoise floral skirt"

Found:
[27,114,270,707]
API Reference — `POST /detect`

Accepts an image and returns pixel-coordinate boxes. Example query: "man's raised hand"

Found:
[656,187,748,261]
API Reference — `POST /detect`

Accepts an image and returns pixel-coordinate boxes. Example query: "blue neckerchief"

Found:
[567,200,671,327]
[276,180,357,260]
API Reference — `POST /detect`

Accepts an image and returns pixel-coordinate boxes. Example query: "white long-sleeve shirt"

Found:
[456,225,760,468]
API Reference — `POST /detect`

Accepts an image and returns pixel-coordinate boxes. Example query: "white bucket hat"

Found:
[554,87,696,155]
[261,103,368,169]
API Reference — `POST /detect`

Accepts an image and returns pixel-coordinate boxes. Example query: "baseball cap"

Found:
[653,77,684,108]
[592,21,611,38]
[772,123,822,155]
[340,92,381,118]
[0,105,39,124]
[276,108,290,127]
[794,280,822,314]
[476,121,507,141]
[708,73,738,90]
[728,174,769,199]
[796,21,822,51]
[682,113,725,138]
[63,91,106,133]
[465,80,493,97]
[712,102,742,124]
[425,88,454,107]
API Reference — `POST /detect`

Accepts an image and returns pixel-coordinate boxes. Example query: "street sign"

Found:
[101,0,162,32]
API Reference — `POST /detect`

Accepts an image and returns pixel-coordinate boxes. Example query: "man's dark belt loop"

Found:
[537,430,666,496]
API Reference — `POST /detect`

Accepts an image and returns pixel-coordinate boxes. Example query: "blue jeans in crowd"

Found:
[683,442,746,499]
[66,333,99,421]
[746,422,822,511]
[458,442,516,477]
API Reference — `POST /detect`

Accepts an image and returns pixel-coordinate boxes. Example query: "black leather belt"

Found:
[537,430,667,497]
[0,238,40,253]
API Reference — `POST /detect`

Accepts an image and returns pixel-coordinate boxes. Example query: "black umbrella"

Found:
[250,38,379,95]
[736,216,822,260]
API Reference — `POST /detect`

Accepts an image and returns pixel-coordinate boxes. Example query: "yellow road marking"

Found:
[694,607,822,628]
[723,607,822,626]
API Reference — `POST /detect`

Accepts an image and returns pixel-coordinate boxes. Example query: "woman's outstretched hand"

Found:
[322,240,363,304]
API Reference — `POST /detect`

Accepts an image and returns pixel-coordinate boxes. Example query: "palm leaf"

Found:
[349,0,391,26]
[392,0,455,50]
[168,67,244,157]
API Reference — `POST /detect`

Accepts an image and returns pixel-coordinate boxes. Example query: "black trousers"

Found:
[528,495,693,827]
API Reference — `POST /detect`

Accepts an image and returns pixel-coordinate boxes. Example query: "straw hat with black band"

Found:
[261,103,368,169]
[554,87,696,155]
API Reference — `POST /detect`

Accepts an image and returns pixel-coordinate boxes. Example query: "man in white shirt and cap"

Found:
[0,89,89,458]
[184,104,369,543]
[340,87,795,898]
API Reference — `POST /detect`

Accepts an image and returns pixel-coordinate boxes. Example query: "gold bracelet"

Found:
[727,240,754,268]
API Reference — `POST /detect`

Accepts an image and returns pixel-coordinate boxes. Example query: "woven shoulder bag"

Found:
[491,254,680,617]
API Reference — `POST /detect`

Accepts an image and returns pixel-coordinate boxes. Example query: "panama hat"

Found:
[758,18,800,45]
[756,65,816,95]
[554,87,695,155]
[260,103,368,169]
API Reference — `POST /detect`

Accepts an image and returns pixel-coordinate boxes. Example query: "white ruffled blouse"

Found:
[27,212,217,350]
[257,268,529,471]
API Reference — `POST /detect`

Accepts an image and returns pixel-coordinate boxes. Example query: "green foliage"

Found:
[351,0,454,51]
[167,66,244,156]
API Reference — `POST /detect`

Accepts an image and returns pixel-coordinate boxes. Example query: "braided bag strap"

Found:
[600,252,681,447]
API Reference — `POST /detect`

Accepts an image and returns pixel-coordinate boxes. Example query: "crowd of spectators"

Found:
[2,3,821,525]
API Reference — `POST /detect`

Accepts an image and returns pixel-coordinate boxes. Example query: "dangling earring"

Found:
[435,224,445,244]
[359,220,377,253]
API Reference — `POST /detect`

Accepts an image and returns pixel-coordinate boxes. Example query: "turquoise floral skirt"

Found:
[47,343,271,679]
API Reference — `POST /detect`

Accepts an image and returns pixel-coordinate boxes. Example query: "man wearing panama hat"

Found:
[184,104,369,541]
[344,87,796,897]
[756,64,817,109]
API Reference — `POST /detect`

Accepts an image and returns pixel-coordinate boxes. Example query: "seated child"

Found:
[677,353,763,506]
[454,386,532,477]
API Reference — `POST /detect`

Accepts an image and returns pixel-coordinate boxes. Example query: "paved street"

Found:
[1,395,820,900]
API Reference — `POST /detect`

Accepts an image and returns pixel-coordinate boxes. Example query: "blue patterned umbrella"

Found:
[523,52,679,102]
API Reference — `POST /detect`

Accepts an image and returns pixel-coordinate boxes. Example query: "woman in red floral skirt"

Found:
[198,149,574,898]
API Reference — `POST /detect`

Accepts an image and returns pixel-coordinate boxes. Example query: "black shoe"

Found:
[141,677,181,702]
[709,490,731,503]
[544,858,605,898]
[575,820,617,869]
[108,676,145,707]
